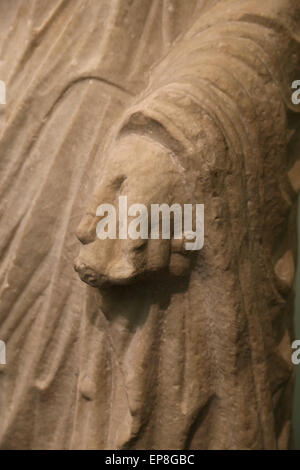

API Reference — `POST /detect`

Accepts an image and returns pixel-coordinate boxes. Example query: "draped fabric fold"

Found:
[0,0,299,449]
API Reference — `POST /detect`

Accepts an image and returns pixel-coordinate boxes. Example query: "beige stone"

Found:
[0,0,299,450]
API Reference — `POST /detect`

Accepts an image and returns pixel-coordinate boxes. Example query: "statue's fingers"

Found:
[76,174,126,245]
[145,238,170,273]
[169,237,192,277]
[105,238,147,284]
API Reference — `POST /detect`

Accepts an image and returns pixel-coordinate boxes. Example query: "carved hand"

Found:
[74,134,194,287]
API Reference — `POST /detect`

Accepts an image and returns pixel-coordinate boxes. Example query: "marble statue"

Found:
[0,0,300,450]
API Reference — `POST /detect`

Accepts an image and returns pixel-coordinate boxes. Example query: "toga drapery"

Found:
[0,0,300,449]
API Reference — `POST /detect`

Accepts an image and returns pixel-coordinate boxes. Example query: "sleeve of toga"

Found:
[118,0,300,155]
[116,0,300,250]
